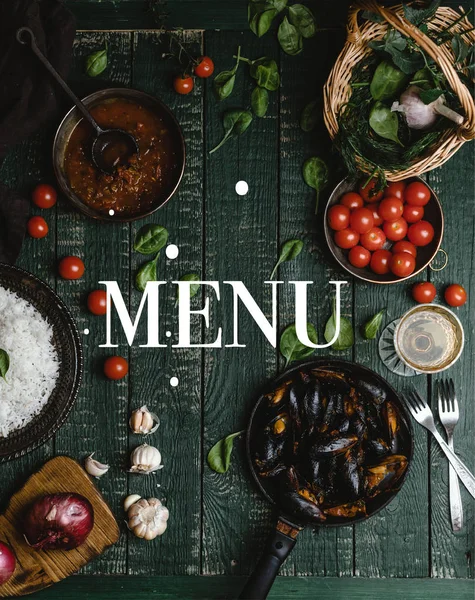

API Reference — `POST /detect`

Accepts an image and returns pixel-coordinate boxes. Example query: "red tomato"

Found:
[174,74,194,94]
[390,252,416,278]
[194,56,214,78]
[87,290,108,315]
[405,181,431,206]
[360,227,386,251]
[328,204,350,231]
[340,192,364,210]
[383,217,408,242]
[367,203,383,226]
[370,249,392,275]
[444,284,467,307]
[58,256,85,280]
[407,220,434,246]
[32,184,57,209]
[350,207,374,234]
[392,240,417,257]
[27,216,48,239]
[385,181,406,200]
[334,228,360,249]
[412,282,436,304]
[104,356,129,380]
[348,245,371,268]
[403,204,424,223]
[359,178,385,203]
[378,196,404,222]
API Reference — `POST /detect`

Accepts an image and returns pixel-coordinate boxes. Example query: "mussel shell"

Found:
[324,499,367,519]
[310,433,358,459]
[365,455,408,497]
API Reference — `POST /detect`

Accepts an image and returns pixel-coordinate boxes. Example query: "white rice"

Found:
[0,286,59,438]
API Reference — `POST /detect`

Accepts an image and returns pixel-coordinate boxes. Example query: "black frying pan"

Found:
[238,359,414,600]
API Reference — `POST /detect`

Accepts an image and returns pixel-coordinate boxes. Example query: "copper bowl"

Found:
[324,176,444,284]
[52,88,185,223]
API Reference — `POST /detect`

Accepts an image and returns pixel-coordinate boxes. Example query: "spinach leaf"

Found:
[324,306,354,351]
[214,46,241,101]
[278,16,303,55]
[302,156,329,213]
[419,88,445,104]
[249,6,277,37]
[207,430,244,473]
[0,349,10,381]
[363,309,385,340]
[250,57,280,91]
[176,273,200,304]
[403,0,441,26]
[451,34,471,64]
[270,239,304,279]
[209,110,253,154]
[411,67,436,90]
[369,102,403,146]
[288,4,316,39]
[280,323,317,368]
[86,45,108,77]
[370,61,408,101]
[135,253,159,292]
[251,86,269,117]
[134,224,168,255]
[300,99,320,132]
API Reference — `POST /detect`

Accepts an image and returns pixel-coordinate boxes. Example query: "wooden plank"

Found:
[427,141,475,579]
[52,31,132,575]
[127,30,204,576]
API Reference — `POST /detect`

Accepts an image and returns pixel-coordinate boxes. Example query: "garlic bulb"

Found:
[391,85,464,130]
[84,453,110,478]
[129,405,160,435]
[127,497,169,540]
[129,444,164,474]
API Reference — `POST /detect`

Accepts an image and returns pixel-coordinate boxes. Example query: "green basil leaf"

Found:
[411,67,436,90]
[134,224,169,255]
[86,46,108,77]
[250,58,280,91]
[280,323,317,368]
[270,239,304,279]
[207,430,244,473]
[135,254,159,292]
[278,16,303,56]
[300,99,320,132]
[177,273,200,303]
[363,309,385,340]
[214,47,241,101]
[209,109,253,154]
[370,61,408,101]
[249,7,277,37]
[419,88,445,105]
[403,0,441,26]
[302,156,329,213]
[451,34,471,64]
[0,349,10,381]
[369,31,424,75]
[288,4,316,39]
[369,101,403,146]
[251,86,269,117]
[324,307,354,351]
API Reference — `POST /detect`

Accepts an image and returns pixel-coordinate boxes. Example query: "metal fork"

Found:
[438,379,463,532]
[402,388,475,499]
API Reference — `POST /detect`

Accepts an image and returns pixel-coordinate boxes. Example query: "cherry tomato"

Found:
[104,356,129,380]
[367,203,383,227]
[383,217,408,242]
[27,216,48,239]
[174,74,194,95]
[350,207,374,234]
[370,249,392,275]
[58,256,85,280]
[385,181,406,200]
[348,245,371,269]
[378,196,404,222]
[444,284,467,307]
[87,290,108,315]
[403,204,424,223]
[392,240,417,258]
[32,184,57,209]
[390,252,416,278]
[194,56,214,78]
[327,204,350,231]
[407,220,434,247]
[334,228,360,249]
[412,282,436,304]
[405,181,431,206]
[359,178,385,203]
[360,227,386,251]
[340,192,364,210]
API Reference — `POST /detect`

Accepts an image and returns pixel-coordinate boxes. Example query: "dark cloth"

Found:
[0,0,75,264]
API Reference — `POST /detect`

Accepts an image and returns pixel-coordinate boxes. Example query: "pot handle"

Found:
[238,521,299,600]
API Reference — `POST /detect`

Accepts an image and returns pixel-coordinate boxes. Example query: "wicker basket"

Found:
[323,1,475,181]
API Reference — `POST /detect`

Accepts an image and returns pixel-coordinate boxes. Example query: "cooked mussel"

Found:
[323,499,367,519]
[278,468,326,523]
[310,433,358,458]
[350,376,387,405]
[339,448,363,500]
[384,401,400,453]
[365,455,408,497]
[254,412,291,472]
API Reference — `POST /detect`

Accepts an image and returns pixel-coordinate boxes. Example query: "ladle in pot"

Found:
[16,27,139,175]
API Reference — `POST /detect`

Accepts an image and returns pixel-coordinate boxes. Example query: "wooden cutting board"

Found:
[0,456,119,597]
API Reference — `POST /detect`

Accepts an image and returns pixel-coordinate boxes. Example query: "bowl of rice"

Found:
[0,264,82,462]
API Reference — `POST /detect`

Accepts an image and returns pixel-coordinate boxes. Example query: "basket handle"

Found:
[347,1,475,140]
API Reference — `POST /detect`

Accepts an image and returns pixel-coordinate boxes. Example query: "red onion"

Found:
[23,493,94,551]
[0,541,16,585]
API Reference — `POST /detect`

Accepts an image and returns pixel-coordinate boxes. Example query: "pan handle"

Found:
[238,521,299,600]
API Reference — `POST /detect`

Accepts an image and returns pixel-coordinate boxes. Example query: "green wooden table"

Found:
[0,1,474,598]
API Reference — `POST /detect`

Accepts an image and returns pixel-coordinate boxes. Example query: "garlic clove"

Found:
[124,494,141,512]
[129,406,160,435]
[84,453,110,478]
